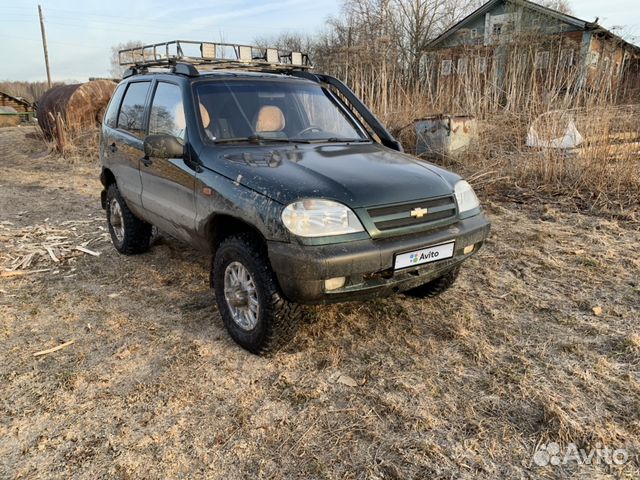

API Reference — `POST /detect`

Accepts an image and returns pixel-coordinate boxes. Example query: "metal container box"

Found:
[415,115,477,157]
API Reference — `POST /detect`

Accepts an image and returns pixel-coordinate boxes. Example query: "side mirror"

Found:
[144,134,184,159]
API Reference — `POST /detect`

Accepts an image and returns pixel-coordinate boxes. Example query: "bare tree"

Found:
[109,41,143,78]
[395,0,451,82]
[253,32,316,54]
[254,0,481,114]
[536,0,573,15]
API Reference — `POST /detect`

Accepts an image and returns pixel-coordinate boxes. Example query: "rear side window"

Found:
[148,82,185,139]
[104,83,125,128]
[117,81,150,137]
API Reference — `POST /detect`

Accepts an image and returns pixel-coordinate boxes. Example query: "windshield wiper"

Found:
[290,137,371,144]
[214,134,311,145]
[213,135,369,145]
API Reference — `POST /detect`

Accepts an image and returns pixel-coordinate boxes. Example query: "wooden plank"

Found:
[75,246,101,256]
[1,268,50,278]
[45,246,60,263]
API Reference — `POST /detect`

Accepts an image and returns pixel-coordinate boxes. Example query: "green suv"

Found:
[100,41,490,354]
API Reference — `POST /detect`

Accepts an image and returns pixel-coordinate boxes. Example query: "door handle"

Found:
[141,157,153,167]
[109,142,117,153]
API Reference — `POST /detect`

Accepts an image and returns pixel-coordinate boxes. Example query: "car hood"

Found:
[200,142,460,207]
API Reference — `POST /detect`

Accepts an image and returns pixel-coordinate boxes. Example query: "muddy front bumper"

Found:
[267,213,491,304]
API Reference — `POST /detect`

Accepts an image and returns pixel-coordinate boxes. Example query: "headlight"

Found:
[281,199,365,237]
[454,180,480,213]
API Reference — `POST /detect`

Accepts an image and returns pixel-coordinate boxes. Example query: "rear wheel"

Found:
[403,266,460,298]
[212,233,302,355]
[106,184,152,255]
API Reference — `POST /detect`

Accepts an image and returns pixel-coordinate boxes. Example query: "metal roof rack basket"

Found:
[118,40,312,73]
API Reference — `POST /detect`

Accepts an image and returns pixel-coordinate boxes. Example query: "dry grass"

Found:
[384,104,640,215]
[1,127,639,479]
[431,106,640,215]
[63,128,101,162]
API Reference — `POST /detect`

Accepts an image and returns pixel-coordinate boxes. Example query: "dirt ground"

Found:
[1,126,639,479]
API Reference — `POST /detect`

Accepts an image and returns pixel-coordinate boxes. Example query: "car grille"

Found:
[367,195,457,231]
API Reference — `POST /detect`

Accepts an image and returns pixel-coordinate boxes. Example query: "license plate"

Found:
[394,241,455,270]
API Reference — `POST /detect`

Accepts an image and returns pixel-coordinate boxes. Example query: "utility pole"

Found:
[38,5,52,88]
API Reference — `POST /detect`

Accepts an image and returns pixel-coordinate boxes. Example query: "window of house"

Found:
[603,56,611,73]
[476,57,488,74]
[535,51,550,69]
[560,49,574,67]
[441,59,453,76]
[485,12,517,44]
[588,51,600,67]
[457,57,469,75]
[117,81,151,137]
[149,82,186,140]
[614,62,621,76]
[471,28,478,38]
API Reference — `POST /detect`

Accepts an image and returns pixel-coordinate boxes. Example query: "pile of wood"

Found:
[0,218,108,278]
[37,79,116,145]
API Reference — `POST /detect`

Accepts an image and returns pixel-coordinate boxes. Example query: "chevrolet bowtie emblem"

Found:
[411,207,428,218]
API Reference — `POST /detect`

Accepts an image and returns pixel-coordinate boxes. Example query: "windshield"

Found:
[194,79,369,143]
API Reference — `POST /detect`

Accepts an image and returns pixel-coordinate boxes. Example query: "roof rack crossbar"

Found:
[118,40,313,73]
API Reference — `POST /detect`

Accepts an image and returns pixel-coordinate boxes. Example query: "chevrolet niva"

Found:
[100,41,490,354]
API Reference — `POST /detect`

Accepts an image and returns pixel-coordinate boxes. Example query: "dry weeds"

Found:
[1,126,639,479]
[410,106,640,217]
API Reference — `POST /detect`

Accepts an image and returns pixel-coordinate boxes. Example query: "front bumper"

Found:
[268,213,491,304]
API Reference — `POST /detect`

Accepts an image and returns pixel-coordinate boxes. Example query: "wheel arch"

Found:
[206,214,268,254]
[100,167,117,209]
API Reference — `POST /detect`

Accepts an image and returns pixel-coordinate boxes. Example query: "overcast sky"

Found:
[0,0,638,82]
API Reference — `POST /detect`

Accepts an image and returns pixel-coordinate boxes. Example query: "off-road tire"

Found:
[212,233,302,355]
[403,266,461,298]
[106,184,152,255]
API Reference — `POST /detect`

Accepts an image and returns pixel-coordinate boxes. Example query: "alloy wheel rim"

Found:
[109,198,124,243]
[223,261,259,331]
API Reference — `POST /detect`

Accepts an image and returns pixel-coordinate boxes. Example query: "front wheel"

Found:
[403,266,460,298]
[212,233,302,355]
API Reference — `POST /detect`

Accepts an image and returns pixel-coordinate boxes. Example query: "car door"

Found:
[139,80,196,242]
[110,80,152,214]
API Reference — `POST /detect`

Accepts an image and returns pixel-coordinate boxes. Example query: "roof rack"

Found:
[118,40,312,75]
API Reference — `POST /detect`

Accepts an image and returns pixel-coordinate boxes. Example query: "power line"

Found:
[0,33,110,49]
